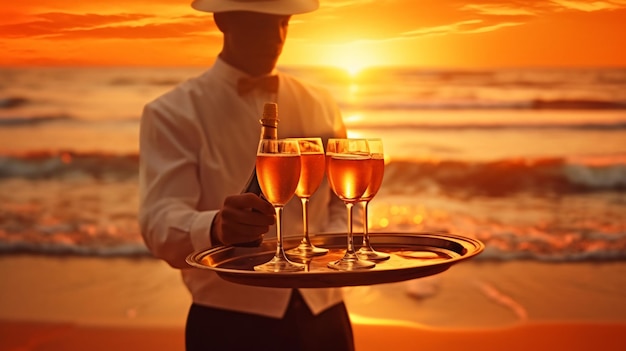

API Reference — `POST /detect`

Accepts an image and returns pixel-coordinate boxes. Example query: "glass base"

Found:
[327,256,375,271]
[254,256,305,272]
[357,247,391,261]
[286,242,329,258]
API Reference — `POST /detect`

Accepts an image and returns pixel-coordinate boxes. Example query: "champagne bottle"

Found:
[242,102,279,195]
[236,102,279,247]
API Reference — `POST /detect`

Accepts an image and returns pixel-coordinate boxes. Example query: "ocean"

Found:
[1,66,625,261]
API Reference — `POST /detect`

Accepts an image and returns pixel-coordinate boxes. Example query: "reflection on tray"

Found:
[395,249,458,260]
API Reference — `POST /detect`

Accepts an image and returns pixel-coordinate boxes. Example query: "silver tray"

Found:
[186,232,484,288]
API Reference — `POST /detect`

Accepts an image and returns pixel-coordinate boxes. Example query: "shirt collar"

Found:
[211,57,279,90]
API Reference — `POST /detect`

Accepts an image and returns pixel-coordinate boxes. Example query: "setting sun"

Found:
[344,64,365,77]
[329,50,374,76]
[313,41,386,75]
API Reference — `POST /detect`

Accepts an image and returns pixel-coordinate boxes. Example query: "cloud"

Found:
[459,0,626,16]
[0,12,213,40]
[460,3,538,16]
[402,19,481,37]
[321,0,376,10]
[1,13,147,38]
[461,21,524,33]
[401,19,523,38]
[550,0,624,12]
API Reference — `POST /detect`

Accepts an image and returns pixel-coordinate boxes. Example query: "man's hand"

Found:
[211,193,275,246]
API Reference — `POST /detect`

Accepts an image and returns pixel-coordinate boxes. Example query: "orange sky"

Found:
[2,0,626,69]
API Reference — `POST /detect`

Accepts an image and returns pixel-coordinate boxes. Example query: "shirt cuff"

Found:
[189,210,219,250]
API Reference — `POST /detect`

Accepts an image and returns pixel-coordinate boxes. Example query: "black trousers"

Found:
[185,289,355,351]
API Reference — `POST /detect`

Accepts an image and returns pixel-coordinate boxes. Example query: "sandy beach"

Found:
[1,255,625,350]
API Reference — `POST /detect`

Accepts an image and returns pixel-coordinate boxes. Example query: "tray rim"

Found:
[186,232,484,288]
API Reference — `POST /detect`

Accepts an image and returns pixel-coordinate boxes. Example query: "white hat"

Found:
[191,0,319,15]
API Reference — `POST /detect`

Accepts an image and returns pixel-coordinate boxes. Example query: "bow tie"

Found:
[237,75,279,96]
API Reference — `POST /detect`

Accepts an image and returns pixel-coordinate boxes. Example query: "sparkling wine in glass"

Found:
[326,138,376,270]
[286,138,329,258]
[357,138,390,261]
[254,139,305,272]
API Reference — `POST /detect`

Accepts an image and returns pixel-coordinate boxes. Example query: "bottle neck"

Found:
[259,119,278,139]
[260,102,278,139]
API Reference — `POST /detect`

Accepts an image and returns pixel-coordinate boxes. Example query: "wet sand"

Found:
[1,320,623,351]
[1,255,625,350]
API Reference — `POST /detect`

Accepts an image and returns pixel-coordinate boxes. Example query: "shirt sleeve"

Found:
[138,102,216,269]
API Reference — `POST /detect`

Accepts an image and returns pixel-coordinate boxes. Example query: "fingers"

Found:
[226,193,275,216]
[215,194,276,246]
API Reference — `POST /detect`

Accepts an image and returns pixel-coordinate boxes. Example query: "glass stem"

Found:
[345,202,356,255]
[362,200,370,248]
[301,197,311,245]
[274,206,285,259]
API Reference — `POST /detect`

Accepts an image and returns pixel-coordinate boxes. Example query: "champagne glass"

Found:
[357,138,390,261]
[326,138,376,270]
[286,138,329,258]
[254,139,305,272]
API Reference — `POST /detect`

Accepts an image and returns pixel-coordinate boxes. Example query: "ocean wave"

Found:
[0,114,75,127]
[1,230,624,262]
[3,114,625,131]
[108,76,183,87]
[0,151,624,261]
[0,115,141,128]
[473,231,626,262]
[350,67,626,89]
[340,98,626,112]
[0,241,150,257]
[382,157,626,196]
[0,151,138,180]
[0,96,30,109]
[1,152,624,195]
[347,120,626,131]
[530,99,626,110]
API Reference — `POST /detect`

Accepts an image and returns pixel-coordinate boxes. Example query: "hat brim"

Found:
[192,0,319,15]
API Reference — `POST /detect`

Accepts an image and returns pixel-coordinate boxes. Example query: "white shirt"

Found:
[139,58,348,318]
